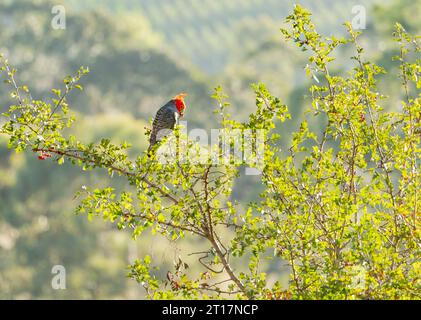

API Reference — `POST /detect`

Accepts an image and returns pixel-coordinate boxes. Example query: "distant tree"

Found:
[1,6,419,299]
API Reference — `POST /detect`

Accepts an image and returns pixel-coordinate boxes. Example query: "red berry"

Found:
[37,152,51,160]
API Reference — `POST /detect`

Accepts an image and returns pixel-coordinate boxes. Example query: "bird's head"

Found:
[173,92,187,117]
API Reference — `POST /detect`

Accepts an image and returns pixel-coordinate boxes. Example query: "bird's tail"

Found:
[147,132,156,157]
[147,140,157,158]
[147,145,153,157]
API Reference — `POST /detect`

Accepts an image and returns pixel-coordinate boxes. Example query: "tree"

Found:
[1,5,419,299]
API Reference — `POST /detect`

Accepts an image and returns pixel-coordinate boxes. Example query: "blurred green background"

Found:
[0,0,419,299]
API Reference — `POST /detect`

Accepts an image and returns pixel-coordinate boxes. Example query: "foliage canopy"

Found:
[1,6,420,299]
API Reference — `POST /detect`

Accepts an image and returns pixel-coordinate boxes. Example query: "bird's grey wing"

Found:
[149,105,178,149]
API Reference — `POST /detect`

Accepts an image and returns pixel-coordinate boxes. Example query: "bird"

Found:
[148,93,187,154]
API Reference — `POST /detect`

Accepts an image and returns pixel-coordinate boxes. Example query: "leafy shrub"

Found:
[1,5,419,299]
